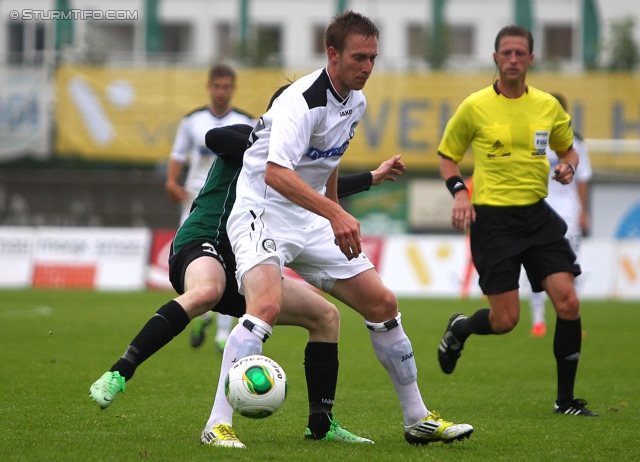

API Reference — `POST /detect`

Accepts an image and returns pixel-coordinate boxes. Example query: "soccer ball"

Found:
[224,354,288,418]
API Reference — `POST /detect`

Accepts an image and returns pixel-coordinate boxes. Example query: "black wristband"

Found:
[446,176,468,197]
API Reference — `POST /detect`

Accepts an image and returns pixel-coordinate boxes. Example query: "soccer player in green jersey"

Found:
[165,64,256,353]
[436,25,597,417]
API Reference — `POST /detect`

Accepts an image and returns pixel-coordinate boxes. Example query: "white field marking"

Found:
[0,304,53,317]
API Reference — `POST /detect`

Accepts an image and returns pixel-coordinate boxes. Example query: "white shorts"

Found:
[227,206,374,294]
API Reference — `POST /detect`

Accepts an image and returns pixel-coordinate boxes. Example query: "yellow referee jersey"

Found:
[438,83,573,206]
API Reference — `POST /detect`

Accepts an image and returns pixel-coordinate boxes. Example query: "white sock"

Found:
[215,313,235,342]
[368,322,428,426]
[204,315,268,430]
[199,311,213,323]
[530,291,546,325]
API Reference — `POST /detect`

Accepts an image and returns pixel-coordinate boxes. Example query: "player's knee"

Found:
[319,302,340,331]
[253,300,281,326]
[304,302,339,341]
[554,292,580,319]
[365,288,398,322]
[187,284,224,312]
[490,312,519,334]
[382,288,398,311]
[307,300,338,329]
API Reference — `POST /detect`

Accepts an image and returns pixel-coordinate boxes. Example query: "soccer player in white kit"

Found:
[210,11,473,445]
[165,64,256,352]
[529,93,592,337]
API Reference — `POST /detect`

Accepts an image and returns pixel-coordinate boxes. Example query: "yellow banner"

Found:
[56,66,640,170]
[345,72,640,171]
[55,66,286,162]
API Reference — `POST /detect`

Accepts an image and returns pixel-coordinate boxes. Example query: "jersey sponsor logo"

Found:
[305,140,349,160]
[492,139,504,149]
[534,130,550,155]
[262,238,276,253]
[339,109,353,117]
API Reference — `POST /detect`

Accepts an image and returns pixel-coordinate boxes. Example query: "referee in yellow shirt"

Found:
[436,25,597,417]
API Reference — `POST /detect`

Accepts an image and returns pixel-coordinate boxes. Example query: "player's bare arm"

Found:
[371,154,405,185]
[553,146,579,185]
[325,168,339,202]
[578,181,590,232]
[440,156,475,233]
[165,159,187,202]
[265,161,362,259]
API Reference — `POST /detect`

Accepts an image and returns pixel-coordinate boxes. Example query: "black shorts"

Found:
[470,200,581,295]
[168,240,246,317]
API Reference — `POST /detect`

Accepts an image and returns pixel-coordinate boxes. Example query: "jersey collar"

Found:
[207,105,232,119]
[323,68,350,105]
[493,80,529,97]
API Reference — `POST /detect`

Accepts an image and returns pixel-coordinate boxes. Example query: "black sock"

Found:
[110,300,190,381]
[307,413,333,439]
[452,308,495,342]
[554,316,582,405]
[304,342,338,436]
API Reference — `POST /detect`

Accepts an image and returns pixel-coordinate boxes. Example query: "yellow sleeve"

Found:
[437,99,473,163]
[549,102,574,153]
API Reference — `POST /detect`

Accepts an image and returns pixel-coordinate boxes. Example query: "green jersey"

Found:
[172,154,242,254]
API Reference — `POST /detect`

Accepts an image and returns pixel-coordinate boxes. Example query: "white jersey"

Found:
[545,134,592,232]
[170,106,255,197]
[233,68,366,226]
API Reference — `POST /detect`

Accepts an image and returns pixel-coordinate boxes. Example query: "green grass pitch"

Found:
[1,289,638,461]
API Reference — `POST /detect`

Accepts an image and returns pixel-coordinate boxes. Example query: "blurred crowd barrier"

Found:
[1,227,640,300]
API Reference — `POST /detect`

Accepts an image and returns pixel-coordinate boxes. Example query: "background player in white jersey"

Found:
[165,64,256,352]
[529,93,592,337]
[211,10,473,445]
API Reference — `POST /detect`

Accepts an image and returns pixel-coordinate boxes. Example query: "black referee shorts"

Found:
[168,239,246,317]
[470,200,581,295]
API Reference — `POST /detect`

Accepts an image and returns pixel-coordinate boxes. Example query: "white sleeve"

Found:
[267,95,315,170]
[574,137,592,182]
[169,117,192,164]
